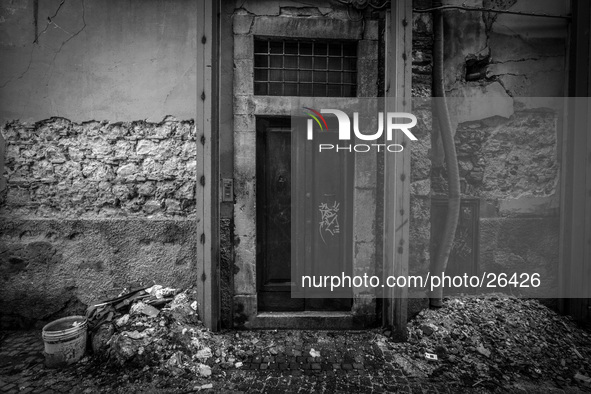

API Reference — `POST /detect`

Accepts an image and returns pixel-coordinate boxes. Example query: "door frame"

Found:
[195,0,220,331]
[229,7,402,329]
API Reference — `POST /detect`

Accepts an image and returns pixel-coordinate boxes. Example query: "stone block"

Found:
[233,35,253,60]
[136,140,158,155]
[358,40,378,60]
[354,151,376,188]
[234,132,256,177]
[363,20,379,40]
[252,16,363,40]
[357,59,378,97]
[353,189,376,244]
[353,241,375,275]
[233,96,255,116]
[252,96,291,116]
[234,114,255,132]
[233,59,254,96]
[233,14,254,35]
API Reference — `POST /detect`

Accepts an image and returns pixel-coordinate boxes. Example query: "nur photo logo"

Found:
[303,107,418,153]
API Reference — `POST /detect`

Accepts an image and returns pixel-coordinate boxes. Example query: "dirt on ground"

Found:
[1,293,590,393]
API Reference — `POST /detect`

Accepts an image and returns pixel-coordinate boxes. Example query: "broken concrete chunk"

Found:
[130,301,160,318]
[169,293,199,325]
[91,323,115,355]
[166,351,185,376]
[196,347,212,361]
[420,323,437,336]
[476,345,491,358]
[145,285,178,299]
[109,334,142,365]
[125,330,147,340]
[197,363,212,377]
[575,373,591,387]
[115,314,129,327]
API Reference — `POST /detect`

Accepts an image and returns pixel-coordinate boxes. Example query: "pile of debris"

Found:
[387,295,591,390]
[86,285,237,387]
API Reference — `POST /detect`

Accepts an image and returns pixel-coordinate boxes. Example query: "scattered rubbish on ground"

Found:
[85,285,221,386]
[381,294,591,391]
[78,291,591,392]
[425,352,438,361]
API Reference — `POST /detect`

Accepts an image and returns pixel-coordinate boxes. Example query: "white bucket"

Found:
[42,316,87,368]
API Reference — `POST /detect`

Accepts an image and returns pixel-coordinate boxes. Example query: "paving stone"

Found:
[0,328,571,393]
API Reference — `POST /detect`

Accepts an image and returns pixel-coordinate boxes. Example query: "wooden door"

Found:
[256,118,303,311]
[257,117,352,312]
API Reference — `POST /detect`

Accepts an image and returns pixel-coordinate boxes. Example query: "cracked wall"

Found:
[0,0,197,123]
[0,0,199,328]
[425,0,568,300]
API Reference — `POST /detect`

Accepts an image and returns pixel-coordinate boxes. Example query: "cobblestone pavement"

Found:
[0,330,567,394]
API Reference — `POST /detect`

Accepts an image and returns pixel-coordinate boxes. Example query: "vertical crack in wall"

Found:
[1,0,87,91]
[33,0,66,44]
[53,0,86,56]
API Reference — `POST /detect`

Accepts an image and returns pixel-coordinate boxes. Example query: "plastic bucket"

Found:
[42,316,87,368]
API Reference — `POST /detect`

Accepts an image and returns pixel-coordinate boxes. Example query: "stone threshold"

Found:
[247,311,363,330]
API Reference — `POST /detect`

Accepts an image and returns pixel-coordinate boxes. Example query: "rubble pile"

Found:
[389,295,591,389]
[86,285,236,387]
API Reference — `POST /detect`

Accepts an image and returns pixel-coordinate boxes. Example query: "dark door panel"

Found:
[257,118,304,311]
[257,117,352,312]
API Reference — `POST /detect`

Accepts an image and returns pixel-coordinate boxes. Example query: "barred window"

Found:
[254,38,357,97]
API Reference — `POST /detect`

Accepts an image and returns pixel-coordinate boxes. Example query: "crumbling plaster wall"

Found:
[423,0,568,298]
[0,0,199,328]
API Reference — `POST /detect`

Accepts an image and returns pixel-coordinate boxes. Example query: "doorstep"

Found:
[247,311,365,330]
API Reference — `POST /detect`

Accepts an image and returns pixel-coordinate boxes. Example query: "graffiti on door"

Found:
[318,200,340,244]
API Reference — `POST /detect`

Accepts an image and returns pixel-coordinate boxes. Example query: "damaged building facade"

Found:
[1,0,589,331]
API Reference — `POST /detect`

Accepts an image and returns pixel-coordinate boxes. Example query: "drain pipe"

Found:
[429,0,461,308]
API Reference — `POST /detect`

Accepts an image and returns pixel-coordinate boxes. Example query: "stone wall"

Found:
[2,117,197,218]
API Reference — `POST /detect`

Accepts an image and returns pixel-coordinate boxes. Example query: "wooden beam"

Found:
[196,0,220,331]
[383,0,412,339]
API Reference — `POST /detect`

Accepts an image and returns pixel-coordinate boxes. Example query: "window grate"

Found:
[254,38,357,97]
